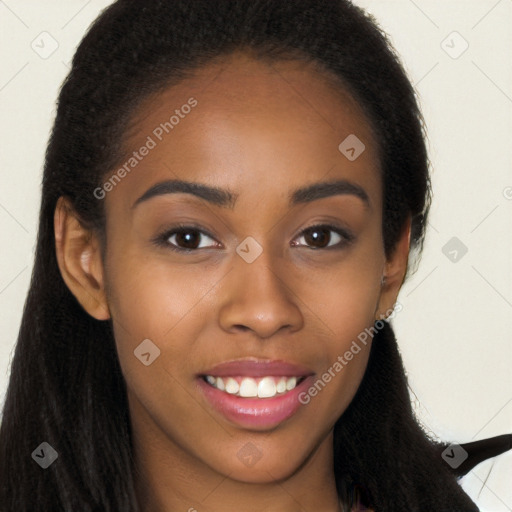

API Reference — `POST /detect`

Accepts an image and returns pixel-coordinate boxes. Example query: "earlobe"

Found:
[54,196,110,321]
[375,217,411,320]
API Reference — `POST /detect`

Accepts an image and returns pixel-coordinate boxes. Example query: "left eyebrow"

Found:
[131,178,370,210]
[290,179,370,209]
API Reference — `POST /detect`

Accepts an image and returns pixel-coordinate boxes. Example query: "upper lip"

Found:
[200,358,315,378]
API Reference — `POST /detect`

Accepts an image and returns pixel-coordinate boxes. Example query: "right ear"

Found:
[54,196,110,321]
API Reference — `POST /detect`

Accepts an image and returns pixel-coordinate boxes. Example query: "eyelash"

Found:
[152,222,355,253]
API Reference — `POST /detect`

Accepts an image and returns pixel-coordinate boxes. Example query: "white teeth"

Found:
[286,377,297,391]
[276,378,287,394]
[239,378,258,397]
[216,377,225,391]
[224,377,239,395]
[258,376,276,398]
[204,375,303,398]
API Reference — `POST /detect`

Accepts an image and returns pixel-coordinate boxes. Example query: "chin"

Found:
[212,449,308,484]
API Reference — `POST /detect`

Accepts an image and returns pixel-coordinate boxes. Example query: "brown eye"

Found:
[155,225,218,252]
[154,223,354,253]
[303,226,332,248]
[172,229,203,249]
[169,228,218,250]
[293,224,353,250]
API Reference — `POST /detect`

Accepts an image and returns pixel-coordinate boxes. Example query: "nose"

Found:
[217,247,304,339]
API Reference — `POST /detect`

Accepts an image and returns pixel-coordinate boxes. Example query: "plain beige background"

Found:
[0,1,511,510]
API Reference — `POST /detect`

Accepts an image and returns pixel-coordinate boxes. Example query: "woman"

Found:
[0,1,510,510]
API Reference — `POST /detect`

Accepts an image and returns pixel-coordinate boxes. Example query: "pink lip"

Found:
[196,359,315,430]
[200,358,314,378]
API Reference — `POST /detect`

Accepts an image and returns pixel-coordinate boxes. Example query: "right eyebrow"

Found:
[132,179,237,210]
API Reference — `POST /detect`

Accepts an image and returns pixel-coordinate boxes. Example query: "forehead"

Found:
[106,51,381,213]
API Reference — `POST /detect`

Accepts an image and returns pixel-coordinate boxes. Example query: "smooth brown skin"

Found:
[54,52,410,512]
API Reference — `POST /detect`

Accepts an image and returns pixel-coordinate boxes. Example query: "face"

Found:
[58,52,408,489]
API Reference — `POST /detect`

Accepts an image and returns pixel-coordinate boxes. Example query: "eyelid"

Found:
[152,222,355,252]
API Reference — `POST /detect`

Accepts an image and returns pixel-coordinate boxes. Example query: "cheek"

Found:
[289,245,383,420]
[105,254,221,365]
[292,276,378,425]
[293,244,384,334]
[105,256,224,438]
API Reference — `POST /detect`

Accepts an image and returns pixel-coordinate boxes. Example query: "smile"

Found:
[197,358,315,429]
[203,375,306,398]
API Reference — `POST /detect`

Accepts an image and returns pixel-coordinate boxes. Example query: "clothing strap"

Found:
[438,433,512,477]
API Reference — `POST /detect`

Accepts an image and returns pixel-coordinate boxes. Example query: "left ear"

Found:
[375,216,411,320]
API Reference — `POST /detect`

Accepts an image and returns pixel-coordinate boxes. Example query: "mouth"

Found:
[196,359,315,430]
[202,375,307,398]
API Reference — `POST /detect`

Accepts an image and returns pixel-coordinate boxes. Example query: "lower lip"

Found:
[197,376,314,430]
